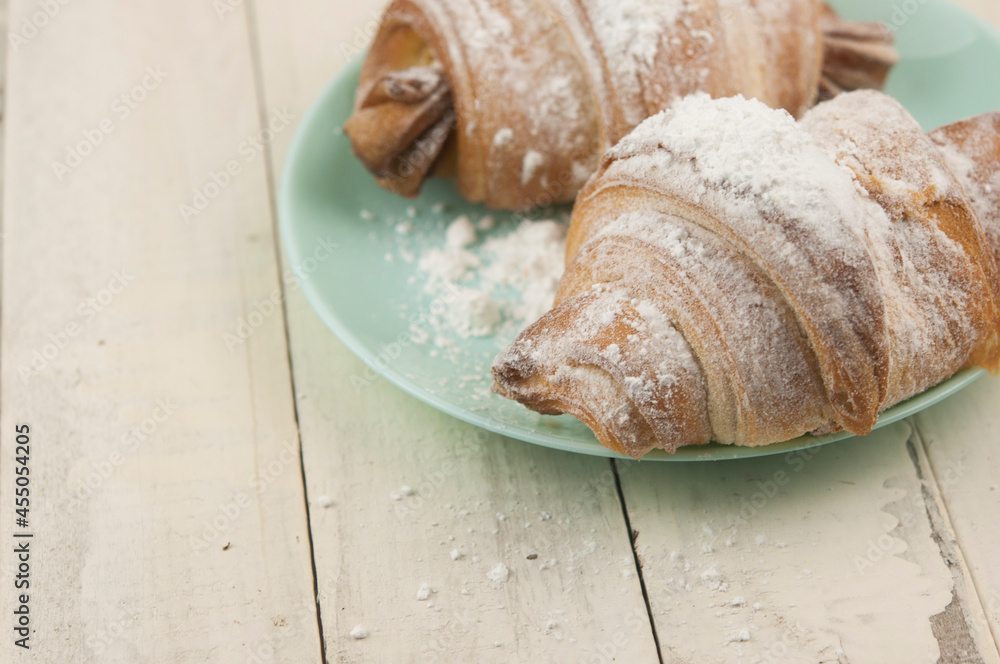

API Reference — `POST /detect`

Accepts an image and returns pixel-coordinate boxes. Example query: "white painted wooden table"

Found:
[0,1,998,662]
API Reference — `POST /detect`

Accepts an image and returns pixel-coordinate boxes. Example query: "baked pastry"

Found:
[492,91,1000,458]
[344,0,898,210]
[931,113,1000,272]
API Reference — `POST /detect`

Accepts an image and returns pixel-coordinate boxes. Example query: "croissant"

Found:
[492,91,1000,458]
[344,0,898,210]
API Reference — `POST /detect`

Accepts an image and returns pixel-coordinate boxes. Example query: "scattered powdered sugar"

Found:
[415,215,568,342]
[418,245,480,288]
[700,565,723,591]
[487,562,510,584]
[521,150,546,186]
[349,625,369,640]
[727,628,751,643]
[447,288,502,338]
[583,0,684,127]
[445,215,478,249]
[493,128,514,147]
[481,219,568,323]
[416,583,431,601]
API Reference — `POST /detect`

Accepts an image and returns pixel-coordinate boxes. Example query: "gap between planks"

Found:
[612,458,666,664]
[242,0,330,662]
[909,418,1000,663]
[247,1,663,661]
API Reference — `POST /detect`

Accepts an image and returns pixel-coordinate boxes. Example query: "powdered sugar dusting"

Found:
[495,283,712,457]
[493,127,514,147]
[803,91,995,405]
[444,0,596,207]
[611,94,871,255]
[487,562,510,584]
[416,216,567,337]
[580,210,833,445]
[494,91,1000,455]
[447,288,502,338]
[583,0,684,128]
[521,150,546,186]
[930,111,1000,277]
[481,220,568,323]
[582,93,893,433]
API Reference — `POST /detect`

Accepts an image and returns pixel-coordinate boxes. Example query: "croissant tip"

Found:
[820,9,900,96]
[345,65,456,199]
[491,347,545,407]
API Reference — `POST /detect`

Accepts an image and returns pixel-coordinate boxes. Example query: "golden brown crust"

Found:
[818,3,898,100]
[348,0,600,210]
[930,112,1000,295]
[493,92,1000,457]
[566,168,890,436]
[346,0,896,210]
[492,287,713,458]
[803,93,1000,382]
[344,65,455,197]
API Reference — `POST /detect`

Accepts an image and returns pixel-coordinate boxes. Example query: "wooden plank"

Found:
[0,1,322,661]
[915,379,1000,650]
[249,0,662,660]
[279,338,660,662]
[617,423,1000,663]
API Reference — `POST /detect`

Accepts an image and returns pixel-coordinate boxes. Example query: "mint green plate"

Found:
[279,0,997,461]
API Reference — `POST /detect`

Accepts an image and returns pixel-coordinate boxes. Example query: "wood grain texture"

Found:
[617,423,999,664]
[0,1,322,661]
[271,333,659,662]
[915,379,1000,651]
[249,0,660,660]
